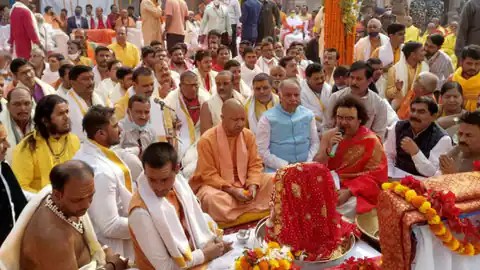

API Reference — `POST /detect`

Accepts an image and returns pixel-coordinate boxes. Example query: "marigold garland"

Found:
[382,178,480,256]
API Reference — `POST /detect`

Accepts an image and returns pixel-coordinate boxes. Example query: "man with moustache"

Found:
[191,99,273,225]
[256,79,319,172]
[63,65,108,141]
[1,88,34,163]
[74,105,134,259]
[451,45,480,111]
[12,95,81,194]
[0,120,27,245]
[0,161,128,270]
[224,60,252,99]
[439,111,480,174]
[245,73,279,134]
[424,34,454,92]
[385,96,453,178]
[314,95,387,219]
[200,71,245,134]
[324,61,388,139]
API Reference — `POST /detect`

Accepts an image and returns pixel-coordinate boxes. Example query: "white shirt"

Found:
[92,66,103,87]
[222,0,241,25]
[384,123,454,178]
[233,55,244,64]
[240,63,262,88]
[40,66,59,85]
[256,110,320,170]
[73,140,134,259]
[300,80,332,133]
[129,208,205,269]
[256,56,278,74]
[200,4,231,35]
[95,78,117,105]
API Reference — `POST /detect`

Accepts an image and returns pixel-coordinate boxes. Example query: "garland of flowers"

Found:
[335,256,382,270]
[382,176,480,256]
[234,241,299,270]
[340,0,358,35]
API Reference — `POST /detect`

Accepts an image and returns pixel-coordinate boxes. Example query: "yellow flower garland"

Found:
[382,182,480,256]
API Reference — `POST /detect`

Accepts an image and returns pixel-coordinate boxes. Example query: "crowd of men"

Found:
[0,0,479,269]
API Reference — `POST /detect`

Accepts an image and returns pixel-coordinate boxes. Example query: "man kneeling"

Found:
[129,143,231,269]
[190,99,273,225]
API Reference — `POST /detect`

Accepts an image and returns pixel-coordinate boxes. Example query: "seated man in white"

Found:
[200,71,245,134]
[64,65,108,141]
[128,142,232,269]
[257,41,278,74]
[385,96,453,178]
[300,62,332,134]
[74,105,134,259]
[240,46,262,88]
[256,79,319,172]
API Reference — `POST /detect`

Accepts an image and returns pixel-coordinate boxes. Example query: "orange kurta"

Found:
[190,126,272,224]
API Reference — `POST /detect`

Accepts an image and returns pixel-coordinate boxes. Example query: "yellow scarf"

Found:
[452,68,480,111]
[90,140,133,192]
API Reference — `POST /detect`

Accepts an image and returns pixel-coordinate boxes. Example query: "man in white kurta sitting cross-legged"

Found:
[64,65,108,141]
[74,105,134,260]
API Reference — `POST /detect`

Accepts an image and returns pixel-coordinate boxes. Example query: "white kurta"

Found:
[0,107,33,164]
[206,91,245,126]
[192,68,217,95]
[300,80,332,133]
[95,78,117,105]
[73,140,134,259]
[63,90,106,141]
[240,63,262,88]
[256,57,278,74]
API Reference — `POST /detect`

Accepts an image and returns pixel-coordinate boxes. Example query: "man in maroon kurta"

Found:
[9,0,41,59]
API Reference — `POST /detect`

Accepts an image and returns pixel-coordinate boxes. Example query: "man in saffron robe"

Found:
[450,44,480,111]
[190,99,273,226]
[315,95,388,219]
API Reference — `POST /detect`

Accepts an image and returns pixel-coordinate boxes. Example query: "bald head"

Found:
[50,160,94,191]
[415,72,439,94]
[367,18,382,37]
[367,18,382,28]
[221,99,246,136]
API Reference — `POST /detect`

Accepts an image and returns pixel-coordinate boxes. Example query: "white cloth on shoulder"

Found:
[394,52,429,96]
[0,185,105,270]
[137,173,216,264]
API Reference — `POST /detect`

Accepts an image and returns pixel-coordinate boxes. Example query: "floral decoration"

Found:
[382,176,480,255]
[335,256,382,270]
[234,241,299,270]
[340,0,358,34]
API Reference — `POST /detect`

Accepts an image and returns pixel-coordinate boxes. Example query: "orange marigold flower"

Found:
[464,243,475,256]
[254,248,264,257]
[258,260,269,270]
[411,196,427,208]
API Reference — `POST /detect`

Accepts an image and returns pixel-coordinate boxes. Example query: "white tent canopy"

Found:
[40,0,115,16]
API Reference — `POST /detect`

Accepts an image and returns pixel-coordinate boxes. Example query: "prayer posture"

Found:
[200,71,245,134]
[451,44,480,111]
[300,63,332,134]
[115,67,174,143]
[129,142,232,269]
[0,87,34,163]
[256,79,319,172]
[439,111,480,174]
[385,97,453,178]
[315,95,388,219]
[74,106,134,259]
[0,121,27,245]
[324,61,388,139]
[64,66,107,141]
[354,19,389,62]
[245,73,279,134]
[0,161,128,270]
[12,95,80,194]
[386,42,429,106]
[396,71,439,120]
[191,99,273,224]
[10,58,55,103]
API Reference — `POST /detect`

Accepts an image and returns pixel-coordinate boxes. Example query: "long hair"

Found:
[24,95,68,151]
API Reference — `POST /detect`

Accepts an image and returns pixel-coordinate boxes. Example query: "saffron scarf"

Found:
[452,68,480,111]
[215,124,248,186]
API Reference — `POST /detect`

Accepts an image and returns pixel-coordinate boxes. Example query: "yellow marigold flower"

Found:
[268,242,280,249]
[419,201,432,213]
[254,248,264,257]
[234,260,242,270]
[253,265,260,270]
[394,184,407,194]
[438,230,452,242]
[448,239,460,251]
[412,196,427,208]
[269,259,280,268]
[464,243,475,256]
[382,182,393,190]
[428,215,441,225]
[430,224,446,235]
[405,190,417,202]
[279,259,291,269]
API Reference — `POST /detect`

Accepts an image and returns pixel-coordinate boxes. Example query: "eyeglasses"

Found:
[336,115,357,122]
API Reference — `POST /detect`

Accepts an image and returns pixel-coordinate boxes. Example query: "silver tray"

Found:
[253,217,356,269]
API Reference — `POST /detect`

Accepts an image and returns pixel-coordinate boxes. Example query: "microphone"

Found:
[328,128,345,158]
[153,98,176,112]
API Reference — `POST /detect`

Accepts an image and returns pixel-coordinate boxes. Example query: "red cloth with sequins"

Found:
[266,163,344,260]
